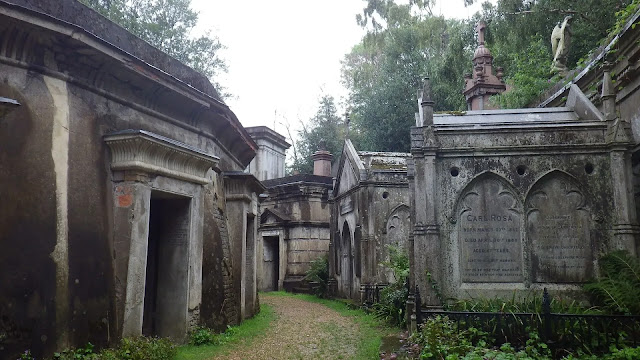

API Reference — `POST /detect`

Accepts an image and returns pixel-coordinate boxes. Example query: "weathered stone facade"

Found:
[245,126,290,181]
[0,1,260,358]
[258,174,332,292]
[409,74,639,322]
[329,140,411,301]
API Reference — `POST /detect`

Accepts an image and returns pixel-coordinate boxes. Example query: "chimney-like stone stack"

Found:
[312,150,332,176]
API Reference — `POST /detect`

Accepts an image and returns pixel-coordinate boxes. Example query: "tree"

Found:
[342,1,473,152]
[80,0,228,97]
[342,0,634,152]
[289,95,347,175]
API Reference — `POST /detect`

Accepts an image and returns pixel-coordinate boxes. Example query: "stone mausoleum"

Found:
[257,150,333,292]
[0,0,263,358]
[329,139,411,302]
[407,13,640,323]
[409,75,638,315]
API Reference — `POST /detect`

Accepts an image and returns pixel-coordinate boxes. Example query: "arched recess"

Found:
[385,204,411,251]
[334,229,341,276]
[354,226,362,278]
[525,170,592,283]
[340,221,353,298]
[454,172,524,283]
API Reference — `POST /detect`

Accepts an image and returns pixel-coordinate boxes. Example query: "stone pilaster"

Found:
[602,64,640,254]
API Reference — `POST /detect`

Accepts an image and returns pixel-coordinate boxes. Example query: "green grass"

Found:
[262,291,395,360]
[176,303,276,360]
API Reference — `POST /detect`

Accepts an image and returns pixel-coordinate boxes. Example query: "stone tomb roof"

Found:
[1,0,258,167]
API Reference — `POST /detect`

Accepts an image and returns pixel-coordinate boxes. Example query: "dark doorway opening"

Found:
[143,191,191,340]
[341,221,353,298]
[263,236,279,291]
[244,214,256,317]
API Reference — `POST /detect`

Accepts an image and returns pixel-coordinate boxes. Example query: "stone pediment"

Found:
[260,208,291,225]
[334,139,365,197]
[104,130,219,184]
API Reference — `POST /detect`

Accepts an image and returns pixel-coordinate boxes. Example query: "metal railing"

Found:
[416,288,640,357]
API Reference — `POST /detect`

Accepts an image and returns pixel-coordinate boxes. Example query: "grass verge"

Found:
[176,303,275,360]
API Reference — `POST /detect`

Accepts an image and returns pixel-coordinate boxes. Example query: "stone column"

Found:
[411,78,441,307]
[603,64,640,254]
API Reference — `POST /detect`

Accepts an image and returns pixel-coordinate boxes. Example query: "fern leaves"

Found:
[584,250,640,314]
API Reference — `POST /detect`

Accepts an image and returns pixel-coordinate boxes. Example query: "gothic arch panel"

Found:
[386,204,410,251]
[455,172,523,283]
[525,171,593,283]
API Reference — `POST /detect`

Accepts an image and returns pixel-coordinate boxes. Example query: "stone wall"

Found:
[0,1,255,357]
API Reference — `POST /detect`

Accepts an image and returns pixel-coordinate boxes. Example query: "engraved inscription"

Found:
[527,174,592,283]
[458,176,523,283]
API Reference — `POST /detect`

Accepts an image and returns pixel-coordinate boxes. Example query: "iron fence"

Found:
[416,288,640,357]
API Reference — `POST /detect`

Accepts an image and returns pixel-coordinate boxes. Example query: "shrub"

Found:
[52,342,97,359]
[304,255,329,298]
[372,245,409,327]
[410,315,478,359]
[97,337,176,360]
[188,325,239,346]
[584,250,640,314]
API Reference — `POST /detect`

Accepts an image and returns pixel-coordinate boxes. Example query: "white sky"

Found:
[190,0,490,138]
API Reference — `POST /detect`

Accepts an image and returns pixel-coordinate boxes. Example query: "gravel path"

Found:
[215,294,362,359]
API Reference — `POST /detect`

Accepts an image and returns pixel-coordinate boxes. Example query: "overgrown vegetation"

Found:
[584,250,640,315]
[447,290,599,314]
[411,315,640,359]
[371,245,410,327]
[304,254,330,298]
[22,337,177,360]
[409,251,640,359]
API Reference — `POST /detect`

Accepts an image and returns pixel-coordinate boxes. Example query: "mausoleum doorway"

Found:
[142,192,191,339]
[263,236,279,291]
[340,222,353,298]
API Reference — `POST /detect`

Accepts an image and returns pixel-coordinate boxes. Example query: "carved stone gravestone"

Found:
[526,172,592,283]
[458,175,523,283]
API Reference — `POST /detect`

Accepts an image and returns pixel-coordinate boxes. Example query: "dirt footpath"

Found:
[216,294,362,359]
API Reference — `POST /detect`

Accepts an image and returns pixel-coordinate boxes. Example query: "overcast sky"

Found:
[190,0,489,138]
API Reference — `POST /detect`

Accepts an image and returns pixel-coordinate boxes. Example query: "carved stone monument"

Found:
[551,16,573,75]
[457,175,523,283]
[526,172,593,283]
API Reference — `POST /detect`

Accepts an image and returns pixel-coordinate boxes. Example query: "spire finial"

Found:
[476,21,486,45]
[421,77,434,126]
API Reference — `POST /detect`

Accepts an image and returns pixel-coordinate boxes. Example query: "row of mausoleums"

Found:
[326,8,640,333]
[0,1,267,358]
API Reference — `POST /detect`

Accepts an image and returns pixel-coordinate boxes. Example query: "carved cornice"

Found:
[104,129,219,184]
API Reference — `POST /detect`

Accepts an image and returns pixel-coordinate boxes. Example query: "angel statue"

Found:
[551,15,573,75]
